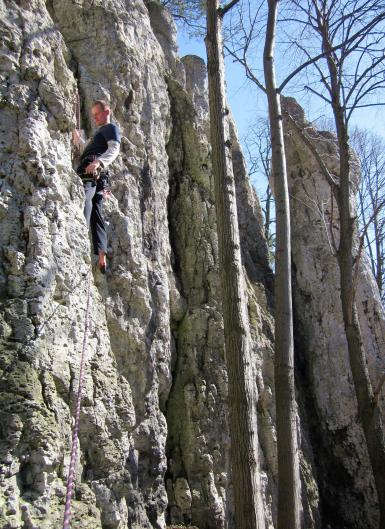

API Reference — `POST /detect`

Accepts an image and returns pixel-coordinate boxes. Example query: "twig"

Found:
[219,0,241,18]
[351,196,385,305]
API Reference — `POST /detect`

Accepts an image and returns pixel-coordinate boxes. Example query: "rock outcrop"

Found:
[283,97,385,529]
[0,1,276,528]
[1,0,173,527]
[0,1,384,529]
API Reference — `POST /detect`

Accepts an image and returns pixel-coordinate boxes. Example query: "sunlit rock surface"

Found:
[0,1,383,528]
[284,97,385,529]
[0,1,274,528]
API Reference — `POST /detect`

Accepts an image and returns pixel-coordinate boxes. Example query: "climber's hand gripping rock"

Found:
[84,159,102,178]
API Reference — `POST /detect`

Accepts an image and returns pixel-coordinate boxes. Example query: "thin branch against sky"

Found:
[174,0,385,144]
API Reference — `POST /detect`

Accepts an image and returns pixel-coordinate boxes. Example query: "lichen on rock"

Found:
[1,2,384,529]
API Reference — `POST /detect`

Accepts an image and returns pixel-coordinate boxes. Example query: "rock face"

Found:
[0,2,383,529]
[1,0,172,527]
[0,1,276,528]
[283,97,385,529]
[165,55,277,529]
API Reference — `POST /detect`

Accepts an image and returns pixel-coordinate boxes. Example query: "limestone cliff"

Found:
[0,1,383,529]
[0,1,276,528]
[283,98,385,529]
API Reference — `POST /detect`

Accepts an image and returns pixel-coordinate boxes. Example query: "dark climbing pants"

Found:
[83,181,107,255]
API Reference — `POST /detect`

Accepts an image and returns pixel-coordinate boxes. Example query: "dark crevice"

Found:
[163,78,197,528]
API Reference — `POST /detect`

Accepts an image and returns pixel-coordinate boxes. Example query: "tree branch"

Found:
[345,54,385,105]
[352,195,385,303]
[218,0,241,18]
[304,85,332,104]
[279,8,385,93]
[284,111,339,191]
[223,43,266,92]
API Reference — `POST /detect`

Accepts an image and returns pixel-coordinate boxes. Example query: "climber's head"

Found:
[91,100,111,127]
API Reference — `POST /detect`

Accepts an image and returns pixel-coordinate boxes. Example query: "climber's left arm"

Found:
[97,140,120,168]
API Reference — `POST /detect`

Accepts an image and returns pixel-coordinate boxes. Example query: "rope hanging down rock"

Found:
[62,269,92,529]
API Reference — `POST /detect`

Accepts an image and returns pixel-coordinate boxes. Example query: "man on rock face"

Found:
[73,100,121,273]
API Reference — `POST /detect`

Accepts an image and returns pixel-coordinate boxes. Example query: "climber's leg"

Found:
[83,181,97,228]
[90,191,107,258]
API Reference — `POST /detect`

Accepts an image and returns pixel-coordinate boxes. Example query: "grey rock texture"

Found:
[283,97,385,529]
[0,1,383,529]
[165,55,278,529]
[1,0,172,527]
[0,1,276,528]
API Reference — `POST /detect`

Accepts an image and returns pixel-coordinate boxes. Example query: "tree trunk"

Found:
[205,2,265,528]
[263,2,300,529]
[358,186,376,277]
[313,11,385,519]
[334,104,385,529]
[374,216,383,296]
[264,184,272,244]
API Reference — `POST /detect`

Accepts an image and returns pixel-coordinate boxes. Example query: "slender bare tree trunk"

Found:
[264,184,273,244]
[321,26,385,523]
[333,105,385,529]
[263,2,300,529]
[374,217,383,297]
[205,1,265,528]
[357,186,376,276]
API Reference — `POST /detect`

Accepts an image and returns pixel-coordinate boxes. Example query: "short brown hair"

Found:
[92,99,110,111]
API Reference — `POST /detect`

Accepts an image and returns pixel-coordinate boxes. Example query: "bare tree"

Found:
[205,1,266,527]
[244,118,275,257]
[286,2,385,526]
[223,0,385,525]
[264,3,301,528]
[208,2,302,526]
[215,2,304,526]
[351,127,385,304]
[222,3,302,527]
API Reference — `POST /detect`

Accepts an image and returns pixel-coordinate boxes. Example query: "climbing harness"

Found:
[62,269,92,529]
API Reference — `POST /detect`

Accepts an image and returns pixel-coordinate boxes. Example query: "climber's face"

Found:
[91,104,110,127]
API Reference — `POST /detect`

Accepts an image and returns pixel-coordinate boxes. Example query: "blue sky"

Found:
[177,33,265,141]
[177,32,385,145]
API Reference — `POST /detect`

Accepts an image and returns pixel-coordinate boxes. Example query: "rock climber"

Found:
[73,100,121,273]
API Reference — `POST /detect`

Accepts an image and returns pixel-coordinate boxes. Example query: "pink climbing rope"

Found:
[62,270,92,529]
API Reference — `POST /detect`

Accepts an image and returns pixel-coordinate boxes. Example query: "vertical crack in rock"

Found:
[163,49,279,528]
